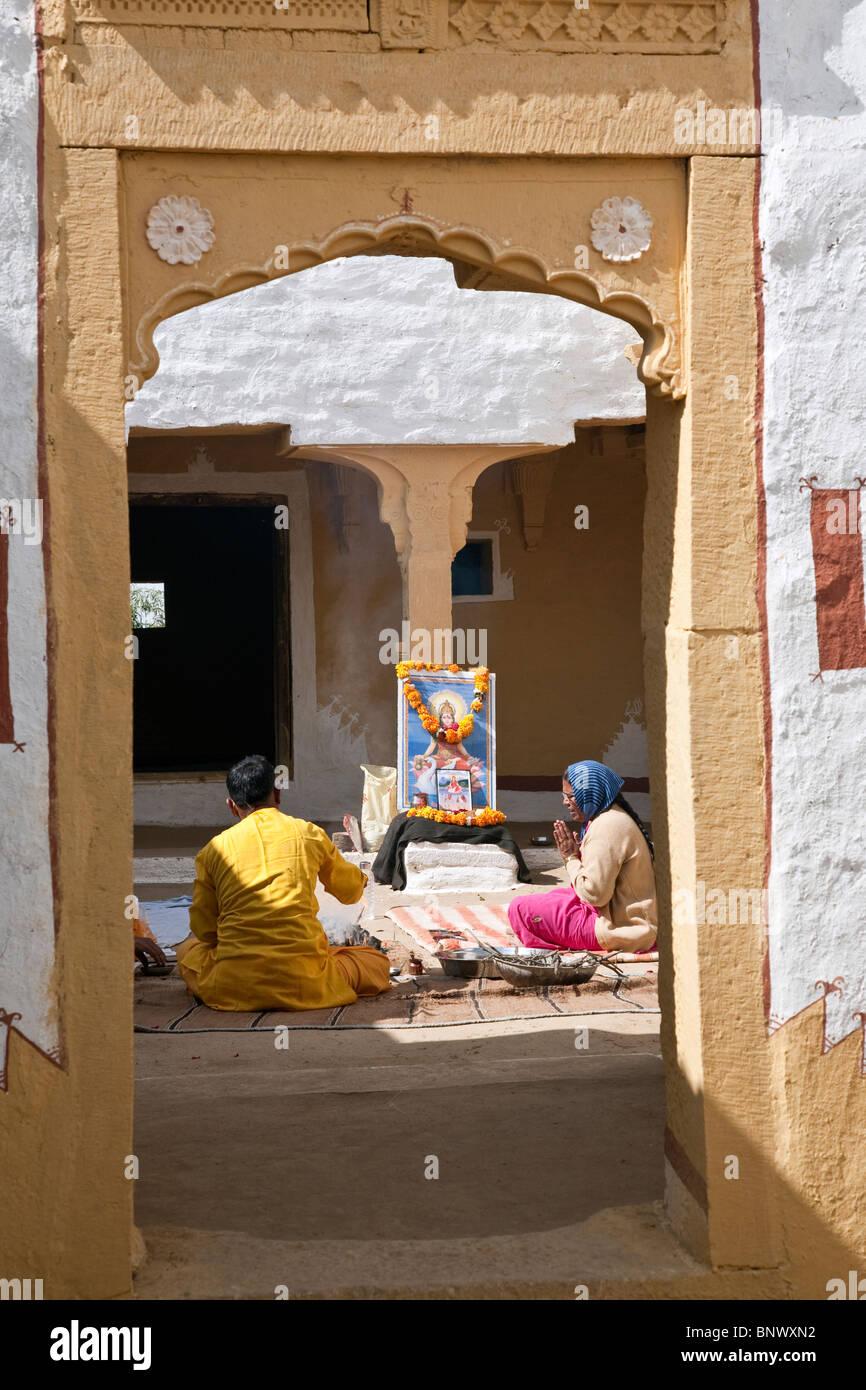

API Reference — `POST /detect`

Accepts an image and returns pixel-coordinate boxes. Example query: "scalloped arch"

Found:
[130,213,683,398]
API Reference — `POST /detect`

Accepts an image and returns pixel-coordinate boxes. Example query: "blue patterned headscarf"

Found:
[565,760,623,837]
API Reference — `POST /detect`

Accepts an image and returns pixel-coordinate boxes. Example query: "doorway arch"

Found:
[129,211,684,401]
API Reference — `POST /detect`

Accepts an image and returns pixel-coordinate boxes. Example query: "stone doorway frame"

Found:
[33,147,772,1295]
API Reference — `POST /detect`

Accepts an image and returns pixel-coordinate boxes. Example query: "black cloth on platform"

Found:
[372,812,532,891]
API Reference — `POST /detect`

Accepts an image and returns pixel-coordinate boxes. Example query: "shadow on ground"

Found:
[134,1020,663,1246]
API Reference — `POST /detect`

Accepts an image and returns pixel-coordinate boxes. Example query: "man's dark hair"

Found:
[226,754,275,809]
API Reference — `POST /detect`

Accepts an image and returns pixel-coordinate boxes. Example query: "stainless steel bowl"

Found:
[437,948,501,979]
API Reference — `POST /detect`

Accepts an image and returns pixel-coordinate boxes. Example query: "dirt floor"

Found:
[132,826,664,1299]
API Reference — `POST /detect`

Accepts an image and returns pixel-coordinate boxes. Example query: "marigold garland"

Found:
[395,660,490,744]
[407,805,506,827]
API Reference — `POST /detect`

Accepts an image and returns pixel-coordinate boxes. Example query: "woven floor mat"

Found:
[134,964,658,1032]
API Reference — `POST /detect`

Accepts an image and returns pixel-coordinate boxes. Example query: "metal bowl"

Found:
[491,950,600,988]
[437,948,501,979]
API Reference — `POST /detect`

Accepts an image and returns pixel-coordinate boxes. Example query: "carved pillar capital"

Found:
[293,443,556,631]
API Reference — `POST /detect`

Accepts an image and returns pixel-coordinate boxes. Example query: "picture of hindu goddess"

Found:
[439,772,472,813]
[412,693,486,793]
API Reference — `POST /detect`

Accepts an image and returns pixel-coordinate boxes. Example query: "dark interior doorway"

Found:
[130,497,290,773]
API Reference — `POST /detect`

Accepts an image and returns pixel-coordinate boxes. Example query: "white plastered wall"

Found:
[126,255,644,445]
[0,4,58,1079]
[760,0,866,1047]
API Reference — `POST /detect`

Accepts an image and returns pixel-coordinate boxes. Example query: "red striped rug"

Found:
[385,902,658,961]
[386,902,516,953]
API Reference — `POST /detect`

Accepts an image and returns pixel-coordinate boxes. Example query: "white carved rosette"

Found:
[590,196,653,263]
[146,195,215,265]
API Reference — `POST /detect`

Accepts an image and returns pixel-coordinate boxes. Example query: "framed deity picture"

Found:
[396,666,496,812]
[436,768,473,814]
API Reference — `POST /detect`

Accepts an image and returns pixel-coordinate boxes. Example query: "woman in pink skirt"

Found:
[507,760,658,955]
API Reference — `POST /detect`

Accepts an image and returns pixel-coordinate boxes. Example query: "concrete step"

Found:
[134,1029,667,1297]
[133,1208,786,1301]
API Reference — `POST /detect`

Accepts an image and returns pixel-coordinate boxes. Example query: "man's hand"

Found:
[554,819,581,864]
[134,936,167,968]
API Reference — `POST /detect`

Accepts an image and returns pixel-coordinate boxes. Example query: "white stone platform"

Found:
[401,841,519,894]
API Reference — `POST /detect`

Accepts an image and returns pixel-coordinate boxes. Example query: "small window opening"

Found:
[451,539,494,597]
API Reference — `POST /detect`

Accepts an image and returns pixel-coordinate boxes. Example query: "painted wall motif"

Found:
[0,4,59,1090]
[760,0,866,1062]
[602,698,651,824]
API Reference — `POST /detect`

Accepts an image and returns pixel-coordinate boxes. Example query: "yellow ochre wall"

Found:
[462,444,646,777]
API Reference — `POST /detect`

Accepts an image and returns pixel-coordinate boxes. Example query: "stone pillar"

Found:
[402,476,454,635]
[401,444,558,633]
[294,444,554,637]
[0,147,136,1297]
[646,157,782,1271]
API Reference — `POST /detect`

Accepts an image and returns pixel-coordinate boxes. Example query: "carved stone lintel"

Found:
[446,1,724,52]
[71,0,723,51]
[372,0,448,47]
[509,456,558,550]
[72,0,370,32]
[40,0,71,40]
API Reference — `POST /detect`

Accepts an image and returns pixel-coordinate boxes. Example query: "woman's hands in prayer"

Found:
[554,819,582,864]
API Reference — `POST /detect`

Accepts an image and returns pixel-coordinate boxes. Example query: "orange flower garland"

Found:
[395,660,490,744]
[407,805,506,827]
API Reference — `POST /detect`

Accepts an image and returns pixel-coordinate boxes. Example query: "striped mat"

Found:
[386,901,658,962]
[387,902,516,953]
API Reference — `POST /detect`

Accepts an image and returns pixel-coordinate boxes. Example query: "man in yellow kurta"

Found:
[175,755,390,1011]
